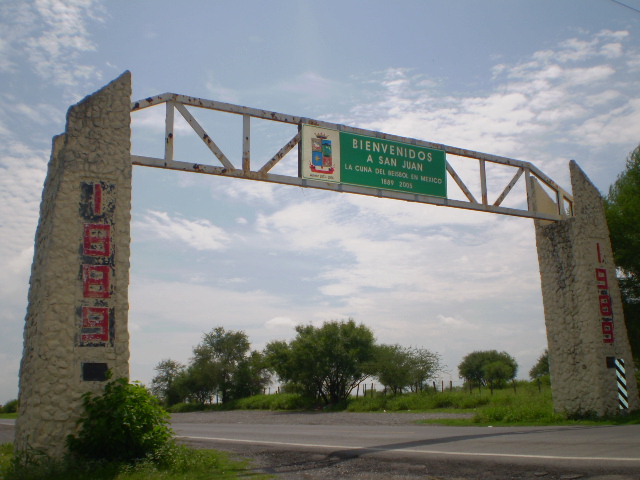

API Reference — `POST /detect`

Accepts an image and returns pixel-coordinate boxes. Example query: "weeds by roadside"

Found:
[0,443,272,480]
[165,380,640,428]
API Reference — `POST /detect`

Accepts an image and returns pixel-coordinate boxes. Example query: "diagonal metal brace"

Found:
[259,132,300,174]
[174,102,235,170]
[446,162,478,204]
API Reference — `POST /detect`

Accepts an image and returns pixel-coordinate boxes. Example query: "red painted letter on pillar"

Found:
[82,265,110,298]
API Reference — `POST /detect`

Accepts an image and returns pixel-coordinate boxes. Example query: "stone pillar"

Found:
[15,72,132,458]
[534,161,639,416]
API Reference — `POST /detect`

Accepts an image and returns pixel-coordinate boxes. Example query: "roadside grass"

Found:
[233,393,314,411]
[165,380,640,427]
[0,443,272,480]
[346,382,640,427]
[167,393,313,413]
[0,415,16,420]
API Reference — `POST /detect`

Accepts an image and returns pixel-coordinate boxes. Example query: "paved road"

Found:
[172,420,640,469]
[3,416,640,478]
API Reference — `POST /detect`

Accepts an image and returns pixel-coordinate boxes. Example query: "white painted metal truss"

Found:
[131,93,573,221]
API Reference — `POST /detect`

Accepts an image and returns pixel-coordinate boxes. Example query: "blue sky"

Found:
[1,0,639,403]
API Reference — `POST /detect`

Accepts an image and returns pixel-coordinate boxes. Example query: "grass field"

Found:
[346,381,640,426]
[0,443,272,480]
[166,380,640,427]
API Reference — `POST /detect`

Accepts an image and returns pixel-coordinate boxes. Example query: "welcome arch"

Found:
[15,73,639,458]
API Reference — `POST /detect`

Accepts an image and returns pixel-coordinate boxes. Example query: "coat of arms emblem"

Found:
[310,133,335,174]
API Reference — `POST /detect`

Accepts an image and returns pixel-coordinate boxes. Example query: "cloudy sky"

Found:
[1,0,639,403]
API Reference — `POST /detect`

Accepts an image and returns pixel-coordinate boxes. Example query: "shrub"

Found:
[1,399,18,414]
[234,393,313,410]
[66,377,173,464]
[167,402,208,413]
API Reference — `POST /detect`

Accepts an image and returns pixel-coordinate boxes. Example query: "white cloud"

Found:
[205,76,240,104]
[571,98,640,147]
[0,141,48,259]
[265,316,299,331]
[133,210,231,251]
[336,29,639,186]
[215,179,278,204]
[0,0,105,91]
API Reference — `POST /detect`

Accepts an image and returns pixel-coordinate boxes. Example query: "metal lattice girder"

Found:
[131,93,573,221]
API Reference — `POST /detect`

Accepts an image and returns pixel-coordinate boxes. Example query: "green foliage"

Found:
[173,362,219,405]
[604,144,640,360]
[167,402,208,413]
[0,443,12,479]
[66,377,173,464]
[265,319,377,404]
[372,344,413,395]
[1,444,271,480]
[233,393,313,411]
[187,327,270,404]
[529,350,550,379]
[153,327,271,408]
[482,361,512,389]
[346,391,490,412]
[150,359,185,406]
[458,350,518,388]
[373,345,442,394]
[0,400,17,414]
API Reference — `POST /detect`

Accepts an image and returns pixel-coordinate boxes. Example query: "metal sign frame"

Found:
[131,93,573,221]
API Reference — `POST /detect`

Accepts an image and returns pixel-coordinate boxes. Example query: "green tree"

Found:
[174,361,220,405]
[374,344,413,395]
[458,350,518,389]
[191,327,269,403]
[150,359,185,406]
[229,350,271,400]
[374,345,443,394]
[529,349,550,380]
[604,144,640,361]
[0,399,18,414]
[264,319,376,404]
[407,347,443,392]
[483,361,513,389]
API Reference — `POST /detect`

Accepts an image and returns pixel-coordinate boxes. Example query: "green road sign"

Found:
[300,125,446,198]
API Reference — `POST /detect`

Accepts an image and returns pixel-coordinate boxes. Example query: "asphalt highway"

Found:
[171,420,640,470]
[2,416,639,478]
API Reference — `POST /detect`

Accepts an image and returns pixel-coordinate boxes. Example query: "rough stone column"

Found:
[15,72,132,458]
[534,161,639,416]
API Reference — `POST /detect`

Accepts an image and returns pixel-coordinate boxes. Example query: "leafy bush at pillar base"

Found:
[66,377,173,464]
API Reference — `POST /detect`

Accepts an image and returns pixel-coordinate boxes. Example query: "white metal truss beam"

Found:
[131,93,573,221]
